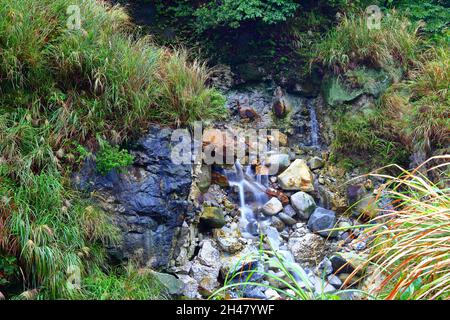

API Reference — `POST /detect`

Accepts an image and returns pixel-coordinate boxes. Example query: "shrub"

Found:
[381,47,450,154]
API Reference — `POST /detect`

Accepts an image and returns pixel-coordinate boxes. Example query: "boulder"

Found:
[290,191,316,220]
[278,159,314,192]
[200,206,226,229]
[190,261,220,293]
[262,197,283,216]
[177,274,201,299]
[213,229,244,254]
[307,207,337,238]
[73,125,192,269]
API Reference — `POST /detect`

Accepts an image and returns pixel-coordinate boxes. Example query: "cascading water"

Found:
[225,161,271,238]
[307,100,320,147]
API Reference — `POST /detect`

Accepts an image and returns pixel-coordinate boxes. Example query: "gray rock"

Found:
[244,286,266,299]
[262,197,283,216]
[152,272,184,296]
[316,257,333,276]
[283,204,296,218]
[288,233,327,265]
[308,156,324,170]
[190,261,220,293]
[264,226,282,250]
[265,288,281,300]
[198,240,220,267]
[307,207,337,238]
[265,153,290,175]
[314,277,336,295]
[278,212,297,226]
[177,274,201,299]
[213,229,244,254]
[327,274,342,288]
[290,192,316,220]
[271,216,286,232]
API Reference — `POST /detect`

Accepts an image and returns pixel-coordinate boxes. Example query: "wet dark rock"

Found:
[330,255,354,274]
[307,207,337,238]
[272,87,291,118]
[73,125,192,269]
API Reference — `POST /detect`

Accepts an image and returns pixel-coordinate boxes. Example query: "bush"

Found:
[381,47,450,154]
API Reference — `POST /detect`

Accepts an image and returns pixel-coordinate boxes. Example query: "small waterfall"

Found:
[307,100,320,147]
[225,161,270,238]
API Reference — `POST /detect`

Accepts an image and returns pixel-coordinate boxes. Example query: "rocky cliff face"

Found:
[74,126,193,269]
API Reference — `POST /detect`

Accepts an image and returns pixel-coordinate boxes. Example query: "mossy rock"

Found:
[200,206,226,229]
[322,67,394,107]
[322,76,364,107]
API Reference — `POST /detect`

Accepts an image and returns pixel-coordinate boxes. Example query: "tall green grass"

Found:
[344,156,450,300]
[314,11,419,74]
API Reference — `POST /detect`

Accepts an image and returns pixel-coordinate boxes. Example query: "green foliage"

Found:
[0,255,19,287]
[357,158,450,300]
[193,0,299,31]
[331,107,409,169]
[96,139,134,176]
[72,264,167,300]
[381,47,450,154]
[388,0,449,44]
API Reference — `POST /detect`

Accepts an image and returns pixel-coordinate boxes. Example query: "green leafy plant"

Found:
[96,138,134,176]
[0,255,19,287]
